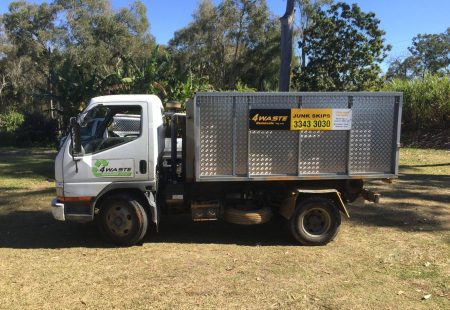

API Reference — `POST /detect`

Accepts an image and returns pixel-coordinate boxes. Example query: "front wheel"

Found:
[290,197,341,246]
[98,194,148,246]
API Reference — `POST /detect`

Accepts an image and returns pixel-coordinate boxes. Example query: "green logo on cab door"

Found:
[92,159,133,177]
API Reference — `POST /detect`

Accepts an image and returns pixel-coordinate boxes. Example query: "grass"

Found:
[0,147,449,309]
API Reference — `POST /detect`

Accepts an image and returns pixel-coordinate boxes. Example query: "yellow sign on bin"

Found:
[291,108,333,130]
[290,108,352,131]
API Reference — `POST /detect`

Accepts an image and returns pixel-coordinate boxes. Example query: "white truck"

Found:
[51,92,402,246]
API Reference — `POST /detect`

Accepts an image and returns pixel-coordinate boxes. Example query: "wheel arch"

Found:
[93,183,157,225]
[279,189,350,220]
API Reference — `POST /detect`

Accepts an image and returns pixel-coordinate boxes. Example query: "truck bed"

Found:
[190,92,402,182]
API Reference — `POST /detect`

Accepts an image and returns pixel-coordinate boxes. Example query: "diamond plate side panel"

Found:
[249,95,298,175]
[299,96,348,174]
[350,96,395,173]
[298,131,348,174]
[234,97,249,175]
[195,92,400,181]
[249,130,298,175]
[301,95,348,108]
[248,95,298,108]
[198,96,234,176]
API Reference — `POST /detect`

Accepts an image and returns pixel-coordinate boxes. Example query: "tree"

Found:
[53,0,155,117]
[409,28,450,76]
[387,28,450,79]
[297,0,332,70]
[1,0,156,125]
[169,0,280,90]
[292,2,391,91]
[278,0,331,91]
[386,57,419,80]
[169,1,221,87]
[1,1,63,113]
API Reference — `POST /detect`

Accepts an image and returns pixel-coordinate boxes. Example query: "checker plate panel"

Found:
[194,93,401,181]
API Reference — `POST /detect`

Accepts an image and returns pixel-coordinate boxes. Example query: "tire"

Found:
[98,194,148,246]
[289,197,340,246]
[224,206,272,225]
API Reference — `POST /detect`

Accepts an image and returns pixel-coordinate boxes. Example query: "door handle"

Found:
[139,160,147,174]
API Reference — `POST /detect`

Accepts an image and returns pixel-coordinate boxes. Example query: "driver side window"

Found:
[81,105,142,155]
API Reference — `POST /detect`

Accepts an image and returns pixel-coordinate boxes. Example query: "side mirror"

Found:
[70,117,82,156]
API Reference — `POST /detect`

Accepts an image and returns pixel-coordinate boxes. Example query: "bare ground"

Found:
[0,147,449,309]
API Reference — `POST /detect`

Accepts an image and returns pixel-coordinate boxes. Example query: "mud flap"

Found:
[145,191,159,231]
[334,191,350,218]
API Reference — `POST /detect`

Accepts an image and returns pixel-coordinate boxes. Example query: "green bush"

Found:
[0,110,25,146]
[384,75,450,130]
[0,110,25,133]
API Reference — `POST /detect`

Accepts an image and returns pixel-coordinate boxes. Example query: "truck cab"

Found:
[52,95,164,243]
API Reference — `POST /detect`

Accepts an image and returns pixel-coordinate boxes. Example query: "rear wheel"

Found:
[290,197,340,246]
[98,194,148,246]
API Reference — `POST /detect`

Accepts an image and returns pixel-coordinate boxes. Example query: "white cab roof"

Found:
[89,94,163,110]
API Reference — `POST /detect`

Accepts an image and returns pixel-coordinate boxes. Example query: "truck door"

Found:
[63,102,150,197]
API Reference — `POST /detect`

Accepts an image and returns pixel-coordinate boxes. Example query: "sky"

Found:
[1,0,449,70]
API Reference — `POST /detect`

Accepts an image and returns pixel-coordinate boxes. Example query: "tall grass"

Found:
[383,74,450,130]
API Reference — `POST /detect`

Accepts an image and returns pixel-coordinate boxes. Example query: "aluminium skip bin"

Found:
[193,92,402,182]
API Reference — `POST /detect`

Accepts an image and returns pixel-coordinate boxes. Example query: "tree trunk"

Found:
[301,39,306,69]
[278,0,295,91]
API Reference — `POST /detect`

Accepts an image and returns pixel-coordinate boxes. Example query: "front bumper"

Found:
[51,198,65,221]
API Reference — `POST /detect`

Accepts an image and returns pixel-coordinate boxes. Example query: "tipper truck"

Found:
[51,92,402,246]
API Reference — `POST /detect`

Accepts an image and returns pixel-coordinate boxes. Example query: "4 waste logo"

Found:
[92,159,133,177]
[249,109,291,130]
